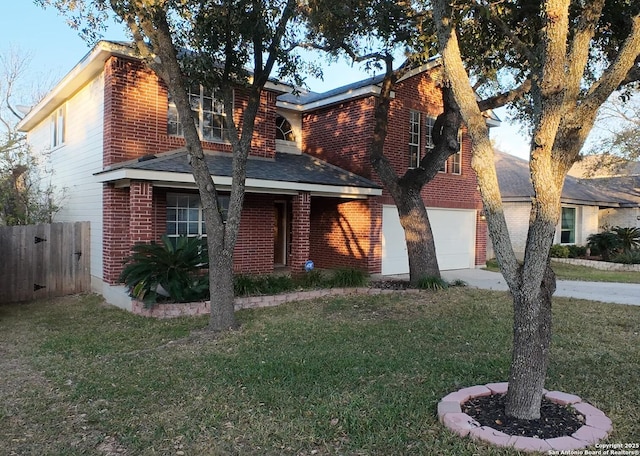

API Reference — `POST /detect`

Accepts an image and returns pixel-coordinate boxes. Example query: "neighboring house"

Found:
[490,152,640,259]
[18,40,490,309]
[568,156,640,229]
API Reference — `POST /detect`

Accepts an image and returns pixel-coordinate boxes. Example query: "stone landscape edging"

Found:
[552,257,640,272]
[438,382,612,453]
[131,286,422,318]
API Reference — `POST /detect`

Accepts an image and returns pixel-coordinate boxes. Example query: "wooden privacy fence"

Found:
[0,222,90,303]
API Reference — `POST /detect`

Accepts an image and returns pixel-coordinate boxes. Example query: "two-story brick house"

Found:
[18,40,489,309]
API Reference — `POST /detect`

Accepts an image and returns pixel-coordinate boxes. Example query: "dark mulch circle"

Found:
[369,280,413,290]
[463,394,585,439]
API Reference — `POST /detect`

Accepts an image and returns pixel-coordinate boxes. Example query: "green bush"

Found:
[567,244,587,258]
[417,276,449,290]
[328,268,369,288]
[611,250,640,264]
[119,235,209,306]
[612,226,640,253]
[587,231,621,261]
[550,244,570,258]
[297,269,325,288]
[233,274,264,297]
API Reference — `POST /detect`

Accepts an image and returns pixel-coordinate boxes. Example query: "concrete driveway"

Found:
[441,268,640,306]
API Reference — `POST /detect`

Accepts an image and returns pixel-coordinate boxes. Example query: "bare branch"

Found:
[477,79,531,111]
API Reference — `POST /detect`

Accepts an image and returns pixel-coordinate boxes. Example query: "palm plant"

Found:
[119,235,209,305]
[612,226,640,253]
[587,231,621,262]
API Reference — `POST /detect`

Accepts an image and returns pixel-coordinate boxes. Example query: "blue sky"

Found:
[1,1,531,158]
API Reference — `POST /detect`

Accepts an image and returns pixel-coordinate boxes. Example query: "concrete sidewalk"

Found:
[441,268,640,306]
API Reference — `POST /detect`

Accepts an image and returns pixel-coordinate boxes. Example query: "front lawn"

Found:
[485,258,640,283]
[1,290,638,455]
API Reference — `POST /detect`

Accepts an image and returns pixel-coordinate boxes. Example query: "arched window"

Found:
[275,115,295,142]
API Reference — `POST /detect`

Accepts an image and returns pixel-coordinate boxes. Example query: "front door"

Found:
[274,201,289,266]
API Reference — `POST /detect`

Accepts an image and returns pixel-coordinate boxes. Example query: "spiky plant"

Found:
[612,226,640,253]
[119,235,209,305]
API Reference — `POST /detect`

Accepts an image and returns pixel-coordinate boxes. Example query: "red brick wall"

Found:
[310,197,381,273]
[101,56,282,282]
[129,181,154,243]
[290,192,311,273]
[103,184,131,284]
[233,194,275,273]
[303,69,486,265]
[102,55,278,167]
[303,98,376,179]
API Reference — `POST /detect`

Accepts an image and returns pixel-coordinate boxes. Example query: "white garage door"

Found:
[381,206,476,275]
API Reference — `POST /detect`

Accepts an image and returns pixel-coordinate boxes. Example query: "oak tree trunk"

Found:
[369,66,462,283]
[506,264,555,419]
[395,189,440,284]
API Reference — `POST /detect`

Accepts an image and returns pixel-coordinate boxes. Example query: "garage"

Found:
[381,205,477,275]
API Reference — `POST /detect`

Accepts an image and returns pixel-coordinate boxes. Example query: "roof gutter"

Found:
[94,168,382,198]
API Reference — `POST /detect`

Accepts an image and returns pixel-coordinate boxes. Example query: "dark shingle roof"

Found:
[495,152,639,207]
[278,74,386,106]
[99,150,381,190]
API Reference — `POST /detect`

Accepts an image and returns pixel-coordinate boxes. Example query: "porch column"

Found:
[290,191,311,273]
[129,181,154,243]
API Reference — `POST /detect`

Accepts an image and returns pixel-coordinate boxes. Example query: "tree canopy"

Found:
[432,0,640,421]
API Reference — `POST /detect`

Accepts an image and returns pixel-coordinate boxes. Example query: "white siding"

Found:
[492,202,601,260]
[600,207,640,229]
[578,205,599,244]
[26,73,105,283]
[501,202,531,259]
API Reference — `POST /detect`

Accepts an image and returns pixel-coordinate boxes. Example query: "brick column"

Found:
[103,184,130,284]
[129,181,154,244]
[290,192,311,273]
[367,197,383,274]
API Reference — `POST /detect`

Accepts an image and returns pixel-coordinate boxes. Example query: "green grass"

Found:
[1,290,638,455]
[485,258,640,283]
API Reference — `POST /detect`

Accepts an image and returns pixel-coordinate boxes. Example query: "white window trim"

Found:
[560,206,577,244]
[409,110,421,168]
[167,85,231,143]
[166,192,230,240]
[450,129,463,175]
[50,105,65,149]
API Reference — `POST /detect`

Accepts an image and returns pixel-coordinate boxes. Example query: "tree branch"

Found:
[477,79,531,111]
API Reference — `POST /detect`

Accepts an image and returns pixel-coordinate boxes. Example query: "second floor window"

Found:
[167,86,228,142]
[449,130,462,175]
[409,110,421,168]
[426,115,437,150]
[276,115,295,142]
[50,105,65,148]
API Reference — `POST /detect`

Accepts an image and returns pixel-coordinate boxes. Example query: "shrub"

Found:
[417,276,449,290]
[297,269,325,288]
[612,226,640,253]
[550,244,569,258]
[119,235,209,305]
[485,258,499,269]
[567,244,587,258]
[611,250,640,264]
[328,268,369,288]
[587,231,621,261]
[233,274,264,297]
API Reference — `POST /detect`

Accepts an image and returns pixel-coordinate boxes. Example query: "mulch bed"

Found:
[463,394,584,439]
[369,279,413,290]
